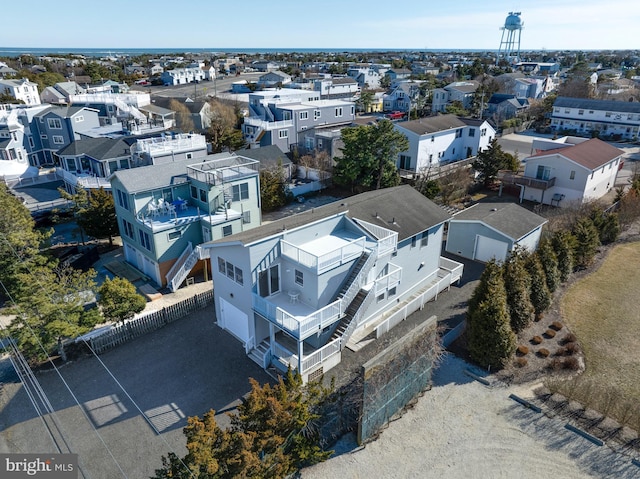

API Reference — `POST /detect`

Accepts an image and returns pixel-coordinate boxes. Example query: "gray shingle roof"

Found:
[554,96,640,114]
[451,202,547,241]
[396,114,467,135]
[235,145,291,168]
[58,137,131,160]
[215,185,451,245]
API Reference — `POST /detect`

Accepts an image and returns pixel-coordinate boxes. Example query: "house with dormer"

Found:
[206,185,463,382]
[0,78,41,106]
[431,81,479,113]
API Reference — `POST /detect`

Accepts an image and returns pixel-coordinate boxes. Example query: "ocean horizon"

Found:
[1,47,504,58]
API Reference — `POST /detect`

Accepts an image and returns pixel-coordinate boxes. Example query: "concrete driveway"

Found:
[0,305,271,479]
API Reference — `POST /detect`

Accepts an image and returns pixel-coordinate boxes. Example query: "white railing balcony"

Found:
[439,256,464,284]
[272,341,298,369]
[354,219,398,256]
[301,337,341,373]
[374,263,402,296]
[281,236,366,275]
[243,117,294,130]
[252,294,342,340]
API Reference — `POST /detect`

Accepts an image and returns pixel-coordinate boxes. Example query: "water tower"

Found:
[497,12,523,65]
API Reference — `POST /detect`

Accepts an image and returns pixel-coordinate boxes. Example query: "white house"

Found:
[504,138,623,206]
[0,78,41,106]
[431,81,478,113]
[206,185,463,382]
[161,66,212,86]
[445,202,547,262]
[393,114,495,175]
[550,96,640,140]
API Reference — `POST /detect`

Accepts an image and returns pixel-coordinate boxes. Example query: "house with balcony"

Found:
[502,138,623,206]
[206,185,463,382]
[393,114,495,177]
[550,97,640,140]
[56,136,134,192]
[382,81,423,113]
[160,66,210,86]
[111,154,262,291]
[313,77,359,100]
[130,132,208,167]
[242,89,354,152]
[0,106,38,179]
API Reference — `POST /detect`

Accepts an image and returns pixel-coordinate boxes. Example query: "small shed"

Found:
[445,202,547,262]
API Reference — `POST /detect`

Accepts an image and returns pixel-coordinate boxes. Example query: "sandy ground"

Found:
[302,354,639,479]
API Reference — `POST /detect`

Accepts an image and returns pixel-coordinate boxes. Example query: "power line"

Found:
[0,232,196,478]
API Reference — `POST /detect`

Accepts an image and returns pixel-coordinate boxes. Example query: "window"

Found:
[116,189,129,210]
[199,188,207,202]
[578,110,584,115]
[186,152,193,159]
[455,129,462,138]
[299,111,308,120]
[75,115,84,122]
[480,128,487,137]
[232,183,249,201]
[47,118,62,129]
[278,129,288,139]
[235,266,243,285]
[226,261,235,279]
[258,265,280,297]
[351,106,355,115]
[222,225,232,237]
[430,136,434,142]
[190,185,198,199]
[421,231,429,247]
[605,112,612,118]
[536,165,551,181]
[411,235,417,248]
[242,210,251,224]
[564,109,570,114]
[570,170,576,180]
[295,269,303,286]
[317,139,323,148]
[218,257,225,273]
[168,231,181,240]
[589,110,594,114]
[388,287,397,297]
[28,137,34,148]
[52,135,64,144]
[399,154,411,170]
[377,292,385,302]
[122,219,134,239]
[335,107,343,117]
[40,135,47,140]
[305,137,315,149]
[468,129,475,137]
[314,109,321,120]
[139,230,152,251]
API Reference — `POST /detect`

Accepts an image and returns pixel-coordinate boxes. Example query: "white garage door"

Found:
[219,297,250,343]
[474,235,509,263]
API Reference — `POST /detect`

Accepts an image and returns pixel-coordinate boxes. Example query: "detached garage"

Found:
[445,202,547,263]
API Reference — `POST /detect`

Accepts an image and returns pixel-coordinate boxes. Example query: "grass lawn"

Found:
[561,242,640,402]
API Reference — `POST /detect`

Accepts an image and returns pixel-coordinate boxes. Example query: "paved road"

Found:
[0,307,271,479]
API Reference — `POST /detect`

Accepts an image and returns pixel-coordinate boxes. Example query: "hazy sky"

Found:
[3,0,639,51]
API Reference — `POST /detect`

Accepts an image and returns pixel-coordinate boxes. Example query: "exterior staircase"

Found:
[331,289,368,341]
[335,252,370,300]
[248,340,271,368]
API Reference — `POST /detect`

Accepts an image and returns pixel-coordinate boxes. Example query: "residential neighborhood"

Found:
[1,9,640,478]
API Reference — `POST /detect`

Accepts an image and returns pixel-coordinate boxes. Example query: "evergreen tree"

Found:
[471,138,510,187]
[536,238,560,293]
[467,260,516,369]
[9,264,101,363]
[552,231,575,283]
[73,187,118,246]
[589,207,620,245]
[260,164,292,212]
[526,255,552,320]
[334,119,408,192]
[572,217,600,268]
[153,371,332,479]
[503,249,534,333]
[97,277,146,324]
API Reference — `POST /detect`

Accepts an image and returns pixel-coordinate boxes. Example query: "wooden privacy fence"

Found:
[87,289,214,354]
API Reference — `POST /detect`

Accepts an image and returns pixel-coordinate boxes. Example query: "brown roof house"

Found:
[503,138,623,206]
